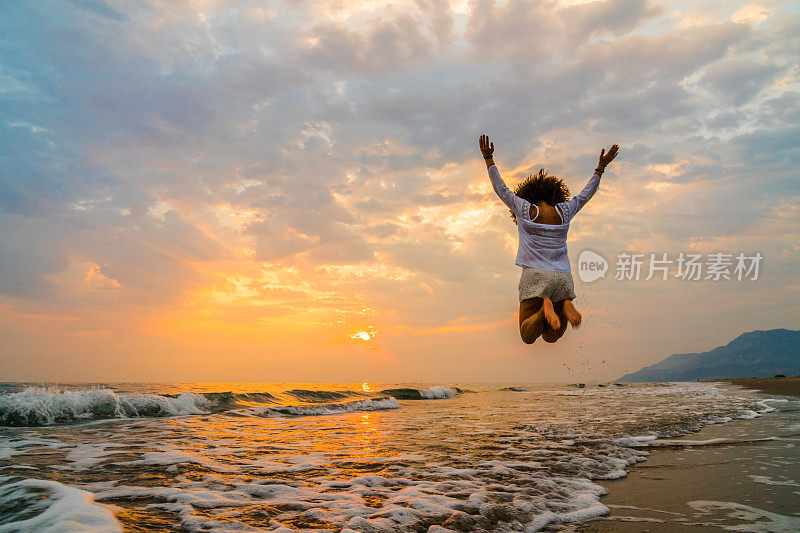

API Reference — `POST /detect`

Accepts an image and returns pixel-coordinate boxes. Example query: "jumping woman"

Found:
[478,135,619,344]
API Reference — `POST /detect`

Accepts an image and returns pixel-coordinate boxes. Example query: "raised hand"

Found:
[598,144,619,167]
[479,134,494,158]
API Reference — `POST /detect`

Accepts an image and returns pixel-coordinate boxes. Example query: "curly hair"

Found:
[509,168,570,224]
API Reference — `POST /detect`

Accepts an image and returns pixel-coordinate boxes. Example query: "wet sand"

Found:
[579,387,800,532]
[717,375,800,399]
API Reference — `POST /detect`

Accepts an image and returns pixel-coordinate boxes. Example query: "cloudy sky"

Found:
[1,0,798,383]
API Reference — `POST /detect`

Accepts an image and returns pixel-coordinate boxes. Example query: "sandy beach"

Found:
[717,375,800,399]
[579,382,800,531]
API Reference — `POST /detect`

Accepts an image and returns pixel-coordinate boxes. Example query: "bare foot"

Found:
[563,299,582,328]
[542,298,560,330]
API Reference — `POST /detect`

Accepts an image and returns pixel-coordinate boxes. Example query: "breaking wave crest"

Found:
[0,384,464,426]
[380,386,463,399]
[0,388,211,427]
[252,397,402,417]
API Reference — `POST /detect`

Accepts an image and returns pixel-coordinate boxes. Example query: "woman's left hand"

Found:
[479,134,494,158]
[598,144,619,166]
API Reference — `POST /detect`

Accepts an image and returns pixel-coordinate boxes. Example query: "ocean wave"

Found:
[253,397,401,417]
[0,476,122,532]
[0,381,782,532]
[285,389,361,402]
[420,386,459,399]
[0,387,211,427]
[0,386,407,427]
[200,391,279,405]
[381,386,463,400]
[380,388,425,399]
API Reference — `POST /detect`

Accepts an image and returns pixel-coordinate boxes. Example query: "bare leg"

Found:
[519,298,545,344]
[562,299,582,328]
[542,297,560,330]
[542,300,569,343]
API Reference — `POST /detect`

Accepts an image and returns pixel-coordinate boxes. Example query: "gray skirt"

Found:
[519,266,577,303]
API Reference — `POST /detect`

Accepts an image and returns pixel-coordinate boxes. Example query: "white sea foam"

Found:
[688,500,800,532]
[92,473,615,532]
[649,437,737,447]
[420,386,458,399]
[128,448,240,473]
[612,435,658,447]
[0,437,67,461]
[0,476,122,532]
[254,397,401,417]
[59,443,129,470]
[705,415,734,424]
[748,475,800,487]
[0,387,210,426]
[607,503,684,516]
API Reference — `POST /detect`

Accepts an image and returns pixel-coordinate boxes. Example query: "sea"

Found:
[0,382,795,532]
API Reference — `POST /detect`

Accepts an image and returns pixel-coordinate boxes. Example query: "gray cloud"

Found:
[299,15,435,74]
[700,57,782,105]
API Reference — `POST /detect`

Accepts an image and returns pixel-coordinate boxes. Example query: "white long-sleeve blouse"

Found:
[488,164,601,272]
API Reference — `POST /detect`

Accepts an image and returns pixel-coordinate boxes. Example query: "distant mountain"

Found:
[617,329,800,382]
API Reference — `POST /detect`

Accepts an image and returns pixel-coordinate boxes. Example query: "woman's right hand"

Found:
[598,144,619,167]
[479,134,494,158]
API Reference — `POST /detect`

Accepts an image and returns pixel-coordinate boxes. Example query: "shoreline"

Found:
[713,375,800,399]
[579,384,800,531]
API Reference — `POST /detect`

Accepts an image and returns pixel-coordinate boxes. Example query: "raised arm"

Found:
[479,134,530,220]
[559,144,619,222]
